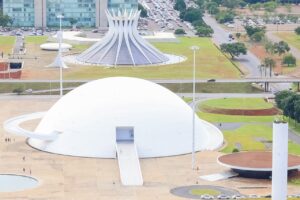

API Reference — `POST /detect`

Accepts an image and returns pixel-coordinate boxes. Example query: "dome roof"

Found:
[28,77,222,158]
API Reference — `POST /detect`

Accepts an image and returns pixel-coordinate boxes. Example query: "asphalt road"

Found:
[203,14,292,91]
[203,14,261,78]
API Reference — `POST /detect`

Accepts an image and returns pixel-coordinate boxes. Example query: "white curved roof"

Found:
[40,43,72,51]
[28,77,223,158]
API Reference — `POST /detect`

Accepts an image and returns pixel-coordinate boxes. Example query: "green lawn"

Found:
[0,36,16,54]
[221,124,272,153]
[162,83,262,93]
[72,44,92,52]
[0,82,83,93]
[190,189,220,196]
[275,32,300,51]
[25,36,49,44]
[221,124,300,156]
[200,98,273,110]
[65,37,241,80]
[198,111,275,123]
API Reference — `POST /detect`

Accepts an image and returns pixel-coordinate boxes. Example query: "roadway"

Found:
[203,14,261,78]
[203,14,292,91]
[0,78,299,83]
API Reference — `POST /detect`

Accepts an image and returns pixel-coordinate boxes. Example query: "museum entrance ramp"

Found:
[116,127,143,186]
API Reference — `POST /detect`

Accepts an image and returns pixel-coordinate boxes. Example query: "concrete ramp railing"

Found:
[116,142,143,186]
[3,112,59,141]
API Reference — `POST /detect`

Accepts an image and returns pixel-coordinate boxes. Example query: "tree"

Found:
[239,0,247,8]
[274,41,290,56]
[294,100,300,125]
[263,1,277,13]
[0,12,12,27]
[220,42,247,59]
[244,26,265,37]
[138,3,148,18]
[222,0,244,9]
[206,2,220,15]
[263,57,276,77]
[196,26,213,37]
[264,40,275,55]
[250,31,265,42]
[195,0,205,9]
[215,10,235,24]
[275,90,294,110]
[174,28,186,35]
[174,0,186,12]
[69,18,78,26]
[295,27,300,35]
[192,19,206,27]
[183,7,203,23]
[282,94,300,121]
[235,32,241,39]
[250,3,262,11]
[282,54,296,67]
[211,0,222,5]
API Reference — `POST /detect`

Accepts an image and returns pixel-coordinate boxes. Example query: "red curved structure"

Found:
[0,62,22,79]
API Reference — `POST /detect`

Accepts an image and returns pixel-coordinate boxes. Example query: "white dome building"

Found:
[27,77,222,158]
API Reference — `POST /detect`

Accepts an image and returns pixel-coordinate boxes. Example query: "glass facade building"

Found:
[0,0,138,27]
[0,0,3,13]
[3,0,35,27]
[46,0,96,27]
[108,0,138,11]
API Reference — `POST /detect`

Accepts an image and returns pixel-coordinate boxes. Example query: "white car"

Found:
[217,194,230,199]
[247,194,261,198]
[232,195,246,199]
[200,194,214,199]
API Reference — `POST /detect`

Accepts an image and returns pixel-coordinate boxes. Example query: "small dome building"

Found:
[28,77,223,158]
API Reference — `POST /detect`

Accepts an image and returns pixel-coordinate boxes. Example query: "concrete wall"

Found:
[34,0,46,28]
[96,0,108,28]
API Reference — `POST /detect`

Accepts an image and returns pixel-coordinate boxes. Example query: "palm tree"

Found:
[263,57,276,77]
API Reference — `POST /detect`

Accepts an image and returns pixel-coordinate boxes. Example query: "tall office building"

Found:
[0,0,138,28]
[3,0,35,27]
[108,0,138,10]
[0,0,3,13]
[46,0,96,27]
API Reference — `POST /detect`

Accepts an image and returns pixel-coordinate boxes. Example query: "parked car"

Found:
[217,194,230,199]
[200,194,214,199]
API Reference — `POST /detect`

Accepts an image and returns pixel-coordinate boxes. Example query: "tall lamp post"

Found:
[57,14,64,97]
[190,45,199,170]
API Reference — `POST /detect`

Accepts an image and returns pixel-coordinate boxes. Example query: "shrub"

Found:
[196,25,213,37]
[12,88,24,95]
[282,54,296,67]
[250,31,265,42]
[183,7,203,23]
[232,148,240,153]
[244,26,265,37]
[215,10,235,24]
[295,27,300,35]
[174,29,186,35]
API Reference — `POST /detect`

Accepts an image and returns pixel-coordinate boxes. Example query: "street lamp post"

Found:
[190,45,199,170]
[57,14,64,97]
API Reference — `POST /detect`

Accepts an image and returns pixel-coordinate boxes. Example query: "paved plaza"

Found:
[0,96,299,199]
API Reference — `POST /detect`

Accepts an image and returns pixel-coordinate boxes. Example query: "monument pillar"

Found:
[272,121,288,200]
